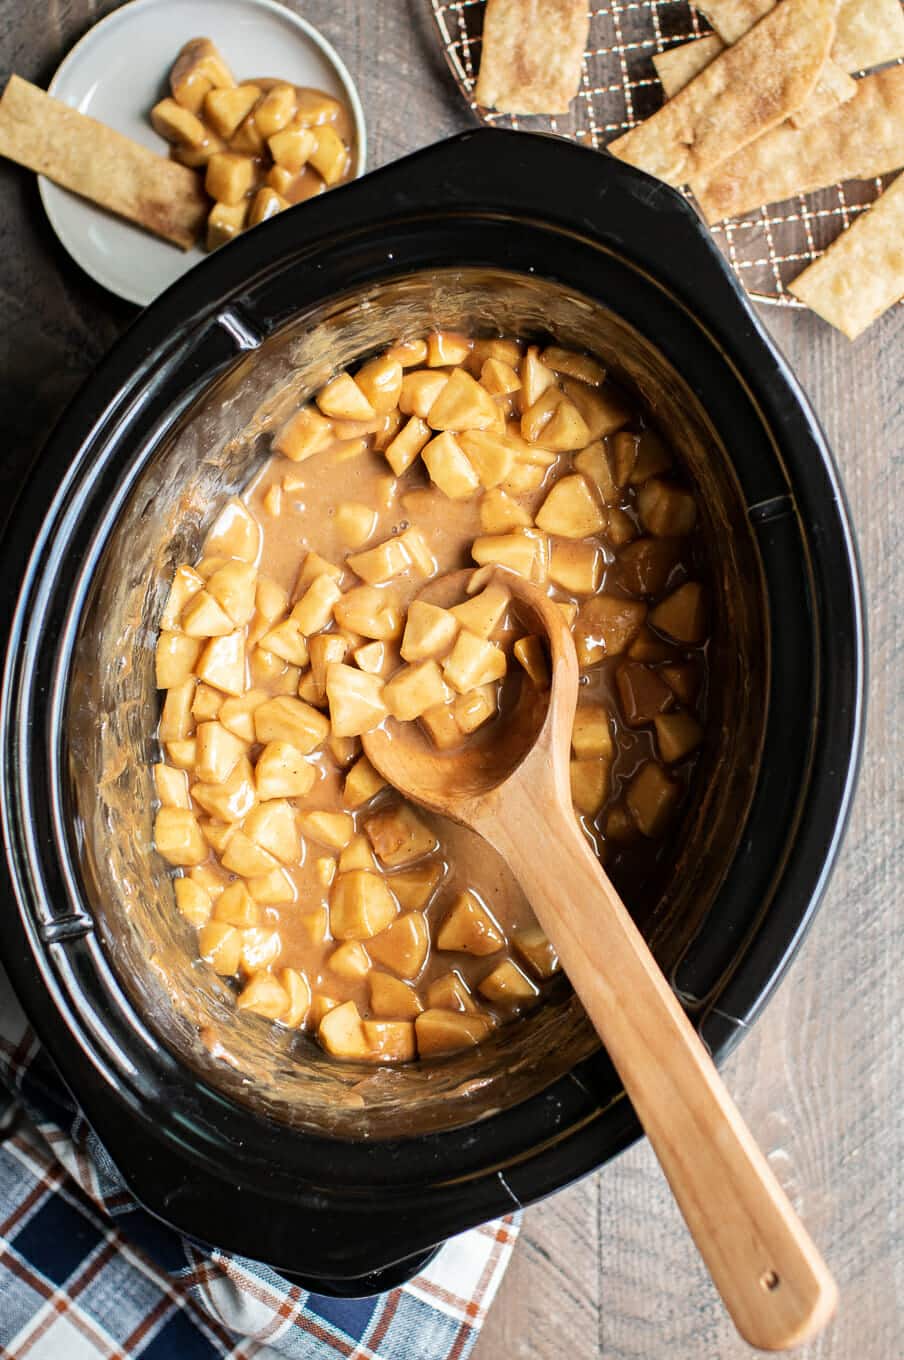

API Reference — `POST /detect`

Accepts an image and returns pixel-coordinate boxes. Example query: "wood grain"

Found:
[0,3,900,1356]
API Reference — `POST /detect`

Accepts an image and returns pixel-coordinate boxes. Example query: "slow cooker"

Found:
[0,130,865,1293]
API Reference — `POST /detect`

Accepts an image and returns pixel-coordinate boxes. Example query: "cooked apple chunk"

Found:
[383,661,448,721]
[368,911,429,979]
[570,758,610,816]
[365,804,437,867]
[155,807,207,867]
[204,83,260,138]
[626,762,680,837]
[207,200,248,250]
[549,540,603,594]
[650,583,707,644]
[422,432,480,499]
[471,530,548,582]
[319,1000,369,1058]
[419,702,461,750]
[274,406,335,462]
[180,590,234,638]
[384,416,430,476]
[400,601,459,662]
[154,762,190,809]
[514,635,549,688]
[161,565,204,630]
[298,810,354,850]
[637,480,696,537]
[458,431,515,488]
[616,662,674,727]
[347,535,412,585]
[563,379,630,439]
[252,81,296,137]
[254,740,314,800]
[343,755,386,809]
[427,368,497,432]
[573,440,619,504]
[151,97,208,147]
[333,586,401,640]
[212,880,259,928]
[326,663,387,737]
[308,633,348,703]
[316,371,375,422]
[386,861,444,911]
[156,632,201,688]
[442,630,506,693]
[338,835,376,873]
[455,683,497,734]
[335,502,377,549]
[363,1019,416,1062]
[159,680,196,741]
[519,346,556,408]
[268,125,316,173]
[195,721,247,784]
[192,755,257,821]
[661,662,700,706]
[243,800,300,864]
[426,331,472,367]
[328,940,371,980]
[426,970,479,1013]
[173,876,212,927]
[280,968,312,1027]
[513,928,560,979]
[258,618,309,667]
[480,488,533,533]
[478,959,539,1005]
[248,868,295,905]
[654,711,703,763]
[309,125,349,186]
[573,595,646,666]
[289,573,341,635]
[221,830,280,878]
[198,921,242,976]
[437,891,504,955]
[415,1009,492,1056]
[354,354,403,413]
[399,370,449,420]
[330,870,398,939]
[450,583,509,639]
[370,972,423,1019]
[252,696,328,752]
[571,704,613,760]
[536,475,606,538]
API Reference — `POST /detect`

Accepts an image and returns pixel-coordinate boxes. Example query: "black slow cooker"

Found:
[0,131,864,1294]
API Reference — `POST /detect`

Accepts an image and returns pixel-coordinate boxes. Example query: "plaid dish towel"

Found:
[0,967,518,1360]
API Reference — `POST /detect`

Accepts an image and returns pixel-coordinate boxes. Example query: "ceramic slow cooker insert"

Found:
[0,131,864,1291]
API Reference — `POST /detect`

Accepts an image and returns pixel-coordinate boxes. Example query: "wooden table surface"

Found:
[1,3,900,1357]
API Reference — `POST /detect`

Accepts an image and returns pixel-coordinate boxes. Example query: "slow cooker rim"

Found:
[0,131,866,1281]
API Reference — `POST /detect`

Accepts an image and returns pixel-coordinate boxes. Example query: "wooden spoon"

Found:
[363,568,837,1352]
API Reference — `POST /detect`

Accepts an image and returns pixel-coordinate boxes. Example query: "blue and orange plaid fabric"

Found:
[0,966,518,1359]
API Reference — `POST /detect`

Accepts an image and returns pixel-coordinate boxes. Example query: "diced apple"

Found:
[192,756,257,821]
[254,741,315,800]
[654,711,703,763]
[236,970,289,1021]
[415,1009,492,1056]
[329,733,361,766]
[571,704,613,759]
[401,601,459,662]
[384,661,448,721]
[353,640,392,675]
[437,890,504,955]
[205,83,260,138]
[471,530,548,583]
[310,992,342,1029]
[174,876,212,926]
[573,595,646,666]
[519,345,556,408]
[661,663,700,706]
[280,968,312,1027]
[615,538,681,597]
[254,696,329,751]
[338,835,376,872]
[626,762,680,837]
[426,970,479,1013]
[218,690,268,742]
[189,863,227,900]
[333,586,401,640]
[422,432,480,499]
[514,635,549,688]
[628,626,673,664]
[239,926,282,972]
[159,680,196,742]
[335,502,377,549]
[298,810,354,850]
[198,921,242,975]
[347,535,412,585]
[243,799,301,863]
[195,721,247,784]
[165,738,197,769]
[384,416,430,476]
[161,565,204,630]
[308,633,348,703]
[205,151,255,205]
[328,940,372,980]
[197,630,246,696]
[480,489,532,533]
[363,1019,416,1062]
[294,88,343,124]
[268,124,316,172]
[248,868,296,905]
[206,199,248,250]
[480,357,521,396]
[200,819,235,856]
[221,830,279,878]
[427,368,497,432]
[365,804,438,867]
[213,880,259,928]
[520,385,563,443]
[562,378,631,439]
[316,371,375,422]
[205,498,261,564]
[154,763,190,809]
[513,928,560,979]
[354,354,403,413]
[478,959,539,1005]
[386,861,444,910]
[458,431,515,488]
[399,527,436,577]
[536,475,606,538]
[180,590,234,638]
[151,97,208,147]
[549,540,603,594]
[253,82,296,137]
[501,461,547,494]
[259,619,309,668]
[540,346,605,386]
[570,758,610,816]
[367,911,429,979]
[455,683,497,734]
[155,807,207,866]
[607,508,637,547]
[370,972,423,1019]
[443,630,506,693]
[291,574,342,634]
[540,397,591,452]
[386,339,428,367]
[192,684,223,722]
[637,480,697,537]
[343,756,386,810]
[616,662,674,727]
[419,703,462,750]
[155,631,201,688]
[650,583,707,644]
[330,870,398,939]
[274,406,334,462]
[309,125,349,185]
[399,370,449,419]
[326,663,387,736]
[573,439,619,504]
[247,186,287,227]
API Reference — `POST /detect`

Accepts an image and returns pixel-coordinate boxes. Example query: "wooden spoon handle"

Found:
[478,792,837,1351]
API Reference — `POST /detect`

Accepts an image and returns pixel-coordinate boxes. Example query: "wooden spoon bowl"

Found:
[363,567,837,1352]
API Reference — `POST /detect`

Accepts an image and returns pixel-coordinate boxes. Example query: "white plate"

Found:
[41,0,367,306]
